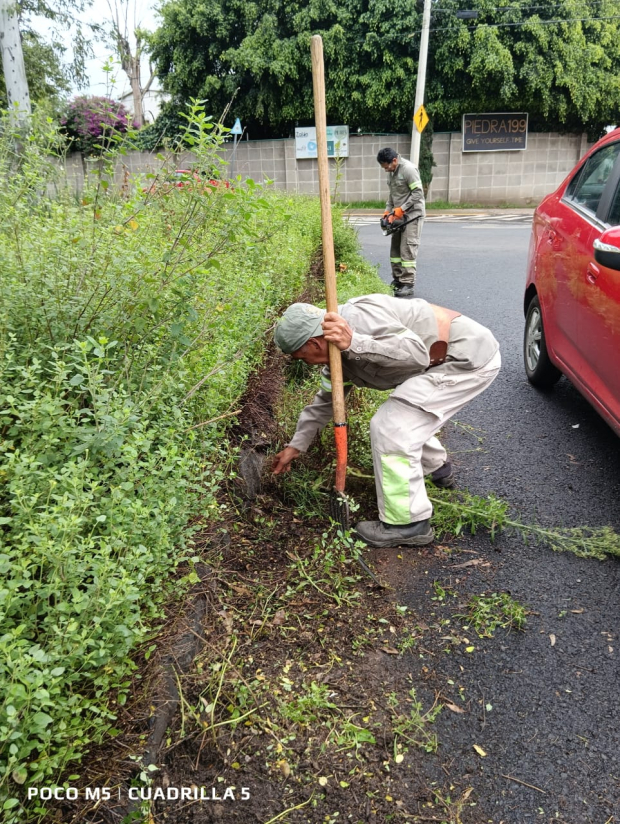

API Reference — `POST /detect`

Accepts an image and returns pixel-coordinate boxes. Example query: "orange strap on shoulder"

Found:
[428,304,461,367]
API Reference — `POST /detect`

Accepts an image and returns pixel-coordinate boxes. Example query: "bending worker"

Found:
[377,147,425,299]
[271,295,500,548]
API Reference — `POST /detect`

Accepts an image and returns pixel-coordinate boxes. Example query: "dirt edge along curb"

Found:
[100,562,216,822]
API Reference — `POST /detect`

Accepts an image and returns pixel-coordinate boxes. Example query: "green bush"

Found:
[0,106,322,816]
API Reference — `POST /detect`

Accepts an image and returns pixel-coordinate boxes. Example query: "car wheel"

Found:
[523,295,562,388]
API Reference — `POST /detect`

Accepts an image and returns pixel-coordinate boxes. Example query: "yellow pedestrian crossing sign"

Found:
[414,105,429,133]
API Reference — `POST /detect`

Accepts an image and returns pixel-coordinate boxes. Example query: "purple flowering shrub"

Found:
[60,96,138,154]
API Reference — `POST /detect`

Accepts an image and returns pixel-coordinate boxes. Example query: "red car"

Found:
[145,169,231,196]
[523,127,620,435]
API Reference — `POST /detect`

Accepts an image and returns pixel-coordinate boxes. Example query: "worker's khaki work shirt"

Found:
[287,295,499,453]
[386,155,425,219]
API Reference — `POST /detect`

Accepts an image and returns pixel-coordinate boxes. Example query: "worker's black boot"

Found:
[430,461,455,489]
[394,283,415,298]
[354,519,434,548]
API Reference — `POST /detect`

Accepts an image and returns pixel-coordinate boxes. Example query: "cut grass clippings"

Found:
[428,488,620,561]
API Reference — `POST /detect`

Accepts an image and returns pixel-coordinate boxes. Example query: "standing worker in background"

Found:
[377,147,425,299]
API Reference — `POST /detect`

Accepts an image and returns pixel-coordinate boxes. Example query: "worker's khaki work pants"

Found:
[369,351,501,525]
[390,217,423,285]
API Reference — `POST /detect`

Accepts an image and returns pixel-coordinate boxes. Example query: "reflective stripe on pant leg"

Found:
[370,353,502,523]
[370,399,433,524]
[380,454,412,525]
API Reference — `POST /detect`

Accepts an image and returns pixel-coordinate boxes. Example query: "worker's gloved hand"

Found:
[272,446,301,475]
[382,209,390,217]
[393,207,405,219]
[322,312,353,351]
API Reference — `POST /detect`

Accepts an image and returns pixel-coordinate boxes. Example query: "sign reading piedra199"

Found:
[462,113,528,152]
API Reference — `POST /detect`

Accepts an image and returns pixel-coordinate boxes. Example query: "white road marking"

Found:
[346,214,532,226]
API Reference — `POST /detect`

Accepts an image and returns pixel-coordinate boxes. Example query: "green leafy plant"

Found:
[281,682,338,727]
[286,530,362,608]
[389,688,441,757]
[458,593,527,638]
[429,487,620,560]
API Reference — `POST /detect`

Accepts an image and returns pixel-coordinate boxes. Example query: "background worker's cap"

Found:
[274,303,326,354]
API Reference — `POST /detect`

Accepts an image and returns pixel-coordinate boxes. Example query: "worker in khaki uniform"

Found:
[377,147,425,298]
[272,295,500,548]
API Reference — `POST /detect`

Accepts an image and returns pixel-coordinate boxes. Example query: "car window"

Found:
[607,183,620,226]
[565,142,620,215]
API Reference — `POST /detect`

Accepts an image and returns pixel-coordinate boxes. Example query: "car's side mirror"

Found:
[593,226,620,271]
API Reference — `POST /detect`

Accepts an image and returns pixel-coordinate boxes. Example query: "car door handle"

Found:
[586,262,600,284]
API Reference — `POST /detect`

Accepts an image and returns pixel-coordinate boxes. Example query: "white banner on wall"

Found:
[295,126,349,159]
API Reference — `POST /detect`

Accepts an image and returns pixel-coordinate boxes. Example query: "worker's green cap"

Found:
[274,303,326,354]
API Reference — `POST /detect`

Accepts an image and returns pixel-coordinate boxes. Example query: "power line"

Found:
[409,14,620,36]
[433,1,610,10]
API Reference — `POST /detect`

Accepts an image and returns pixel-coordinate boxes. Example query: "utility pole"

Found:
[0,0,32,124]
[410,0,431,167]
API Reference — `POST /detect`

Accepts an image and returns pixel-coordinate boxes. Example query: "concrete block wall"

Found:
[55,131,592,207]
[278,134,411,201]
[53,150,167,195]
[218,134,407,199]
[428,132,591,205]
[220,139,288,187]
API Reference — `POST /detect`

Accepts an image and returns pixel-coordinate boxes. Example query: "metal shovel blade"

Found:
[329,489,384,586]
[329,487,351,531]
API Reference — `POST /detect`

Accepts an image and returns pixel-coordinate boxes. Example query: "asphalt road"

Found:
[356,220,620,823]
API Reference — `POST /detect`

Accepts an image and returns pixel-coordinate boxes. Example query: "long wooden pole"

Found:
[310,34,347,492]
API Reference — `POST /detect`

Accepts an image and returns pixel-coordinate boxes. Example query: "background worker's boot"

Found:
[430,461,455,489]
[394,283,415,298]
[390,277,401,290]
[354,519,434,548]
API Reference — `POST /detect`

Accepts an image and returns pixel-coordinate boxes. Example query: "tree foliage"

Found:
[148,0,423,138]
[428,0,620,136]
[18,0,99,87]
[149,0,620,138]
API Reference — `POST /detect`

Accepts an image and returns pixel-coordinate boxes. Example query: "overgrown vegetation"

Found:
[0,104,322,817]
